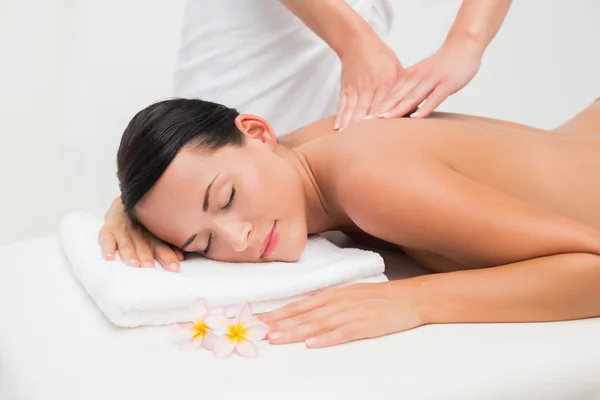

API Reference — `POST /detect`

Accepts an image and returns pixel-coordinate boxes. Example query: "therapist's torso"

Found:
[173,0,393,134]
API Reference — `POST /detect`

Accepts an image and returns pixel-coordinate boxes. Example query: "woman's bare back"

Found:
[295,99,600,272]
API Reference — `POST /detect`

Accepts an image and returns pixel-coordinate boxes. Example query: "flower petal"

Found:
[235,339,258,358]
[171,323,194,342]
[205,316,230,334]
[213,336,236,359]
[207,306,227,318]
[236,302,253,325]
[202,330,219,351]
[191,298,208,319]
[180,337,203,352]
[245,321,270,341]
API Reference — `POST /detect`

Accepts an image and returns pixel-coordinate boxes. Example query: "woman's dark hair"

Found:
[117,98,244,219]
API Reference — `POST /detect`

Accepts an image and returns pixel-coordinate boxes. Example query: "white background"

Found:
[1,0,599,246]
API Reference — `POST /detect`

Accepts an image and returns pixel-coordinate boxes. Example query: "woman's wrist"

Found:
[389,276,433,327]
[105,196,125,220]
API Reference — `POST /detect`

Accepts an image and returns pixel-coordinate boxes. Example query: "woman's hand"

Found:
[377,39,483,119]
[98,197,184,272]
[334,33,404,131]
[258,280,424,348]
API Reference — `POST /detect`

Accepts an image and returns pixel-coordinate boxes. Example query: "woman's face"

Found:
[134,117,308,263]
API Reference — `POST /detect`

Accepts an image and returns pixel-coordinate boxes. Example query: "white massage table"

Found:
[1,231,600,400]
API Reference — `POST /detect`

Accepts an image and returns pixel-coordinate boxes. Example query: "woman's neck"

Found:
[274,144,345,234]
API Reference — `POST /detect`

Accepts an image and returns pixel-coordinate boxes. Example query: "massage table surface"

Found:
[1,234,600,400]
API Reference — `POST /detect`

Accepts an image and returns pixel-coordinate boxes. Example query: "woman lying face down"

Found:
[117,99,315,263]
[115,96,600,348]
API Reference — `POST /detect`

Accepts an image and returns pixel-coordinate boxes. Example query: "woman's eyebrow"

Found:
[203,173,220,212]
[181,173,221,250]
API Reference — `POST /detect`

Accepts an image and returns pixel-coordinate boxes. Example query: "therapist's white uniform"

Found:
[173,0,393,135]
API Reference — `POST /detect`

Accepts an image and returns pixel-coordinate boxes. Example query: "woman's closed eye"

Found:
[222,186,236,210]
[204,187,236,255]
[203,233,212,255]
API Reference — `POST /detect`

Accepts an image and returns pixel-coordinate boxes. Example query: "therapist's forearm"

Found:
[280,0,377,58]
[445,0,512,56]
[414,253,600,325]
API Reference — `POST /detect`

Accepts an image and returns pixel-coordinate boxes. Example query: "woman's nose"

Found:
[213,216,252,252]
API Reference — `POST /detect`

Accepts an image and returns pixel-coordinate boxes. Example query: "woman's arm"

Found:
[416,252,600,325]
[341,152,600,323]
[259,135,600,348]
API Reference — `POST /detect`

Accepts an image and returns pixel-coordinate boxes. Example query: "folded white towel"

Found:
[58,211,387,327]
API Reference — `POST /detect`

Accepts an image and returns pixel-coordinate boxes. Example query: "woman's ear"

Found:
[234,114,277,150]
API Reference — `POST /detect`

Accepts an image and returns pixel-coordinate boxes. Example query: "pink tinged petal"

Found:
[191,298,208,319]
[236,302,254,325]
[205,316,231,334]
[245,321,270,341]
[213,336,236,358]
[180,337,203,352]
[235,339,258,358]
[207,306,227,318]
[171,323,194,342]
[202,330,219,351]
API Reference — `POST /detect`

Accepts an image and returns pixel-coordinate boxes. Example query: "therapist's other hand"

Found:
[259,280,423,348]
[98,196,183,272]
[334,32,404,132]
[378,40,482,119]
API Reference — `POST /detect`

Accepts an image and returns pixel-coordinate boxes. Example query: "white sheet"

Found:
[1,233,600,400]
[59,211,387,327]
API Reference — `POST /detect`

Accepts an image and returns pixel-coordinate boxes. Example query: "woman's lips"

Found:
[260,222,278,259]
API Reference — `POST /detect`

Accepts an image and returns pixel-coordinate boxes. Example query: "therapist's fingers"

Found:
[98,229,116,260]
[334,93,348,130]
[364,88,387,119]
[409,83,450,118]
[113,230,140,267]
[376,76,420,117]
[152,240,180,272]
[338,91,359,132]
[131,227,155,268]
[349,89,374,125]
[382,79,437,119]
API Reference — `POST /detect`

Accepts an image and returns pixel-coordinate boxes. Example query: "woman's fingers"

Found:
[98,228,116,260]
[259,292,328,324]
[174,247,185,262]
[152,239,181,272]
[112,229,140,267]
[269,308,357,345]
[305,322,365,348]
[131,227,155,268]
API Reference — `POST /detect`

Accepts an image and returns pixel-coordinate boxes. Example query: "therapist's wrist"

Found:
[334,25,379,59]
[443,32,487,61]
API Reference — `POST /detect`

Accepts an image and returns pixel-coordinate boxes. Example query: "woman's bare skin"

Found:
[282,99,600,273]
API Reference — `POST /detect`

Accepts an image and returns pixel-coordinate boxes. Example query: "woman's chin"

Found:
[282,236,308,262]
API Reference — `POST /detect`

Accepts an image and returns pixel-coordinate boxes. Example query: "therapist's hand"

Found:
[258,280,424,348]
[377,40,482,119]
[98,197,183,272]
[334,32,404,131]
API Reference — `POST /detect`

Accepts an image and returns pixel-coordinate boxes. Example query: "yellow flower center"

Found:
[227,323,248,342]
[192,320,209,339]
